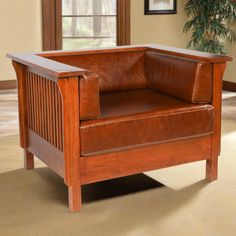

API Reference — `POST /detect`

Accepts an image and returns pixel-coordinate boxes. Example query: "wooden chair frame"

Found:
[8,45,231,212]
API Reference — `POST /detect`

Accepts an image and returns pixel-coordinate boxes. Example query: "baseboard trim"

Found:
[223,81,236,92]
[0,80,17,90]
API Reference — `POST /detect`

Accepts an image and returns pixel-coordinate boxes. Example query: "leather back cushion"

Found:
[51,51,147,93]
[145,51,212,103]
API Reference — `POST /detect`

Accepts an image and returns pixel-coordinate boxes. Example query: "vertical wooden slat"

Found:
[28,73,32,129]
[51,82,54,146]
[37,75,41,135]
[54,85,57,148]
[58,88,63,151]
[30,72,35,131]
[41,78,45,139]
[40,76,43,137]
[48,80,51,143]
[25,74,30,128]
[37,75,41,134]
[39,76,43,138]
[45,78,49,141]
[49,80,53,144]
[23,71,63,151]
[33,74,38,133]
[55,84,59,149]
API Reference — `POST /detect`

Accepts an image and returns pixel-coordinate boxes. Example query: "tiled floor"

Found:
[0,89,236,137]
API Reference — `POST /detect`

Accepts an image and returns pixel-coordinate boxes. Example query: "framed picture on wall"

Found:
[145,0,177,15]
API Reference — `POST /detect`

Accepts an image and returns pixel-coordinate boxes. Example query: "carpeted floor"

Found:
[0,90,236,236]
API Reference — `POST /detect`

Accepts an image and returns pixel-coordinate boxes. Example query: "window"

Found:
[42,0,130,51]
[62,0,117,50]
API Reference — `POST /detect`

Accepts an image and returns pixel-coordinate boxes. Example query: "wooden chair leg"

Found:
[68,185,82,212]
[24,150,34,170]
[206,156,218,181]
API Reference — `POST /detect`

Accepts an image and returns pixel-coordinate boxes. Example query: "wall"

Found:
[130,0,235,82]
[131,0,189,47]
[0,0,234,82]
[0,0,42,81]
[224,42,236,83]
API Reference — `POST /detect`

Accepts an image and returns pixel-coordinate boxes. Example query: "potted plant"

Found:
[183,0,236,54]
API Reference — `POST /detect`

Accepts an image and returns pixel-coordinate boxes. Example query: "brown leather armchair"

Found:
[8,45,231,212]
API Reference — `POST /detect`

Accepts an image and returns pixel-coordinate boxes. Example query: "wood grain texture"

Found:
[58,77,81,212]
[28,129,64,177]
[12,62,28,148]
[117,0,131,45]
[206,63,226,181]
[24,149,34,170]
[9,45,231,212]
[81,136,212,185]
[26,72,63,151]
[147,45,232,63]
[42,0,62,50]
[8,53,87,81]
[40,45,232,63]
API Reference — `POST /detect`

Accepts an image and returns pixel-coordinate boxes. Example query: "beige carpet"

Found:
[0,120,235,236]
[0,91,236,235]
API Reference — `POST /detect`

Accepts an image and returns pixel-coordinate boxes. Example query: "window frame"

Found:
[42,0,130,51]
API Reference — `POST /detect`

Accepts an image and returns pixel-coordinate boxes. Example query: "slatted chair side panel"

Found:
[25,71,63,151]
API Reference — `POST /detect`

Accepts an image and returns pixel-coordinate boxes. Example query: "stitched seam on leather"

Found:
[80,106,214,128]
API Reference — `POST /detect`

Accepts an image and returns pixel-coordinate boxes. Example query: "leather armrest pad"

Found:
[80,74,100,120]
[145,51,212,103]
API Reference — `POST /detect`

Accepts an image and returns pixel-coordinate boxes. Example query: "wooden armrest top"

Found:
[7,52,88,80]
[38,44,232,63]
[147,44,232,63]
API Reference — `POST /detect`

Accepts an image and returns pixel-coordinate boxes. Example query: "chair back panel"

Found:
[50,51,147,93]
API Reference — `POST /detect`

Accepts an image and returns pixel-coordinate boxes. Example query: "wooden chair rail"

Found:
[81,136,212,185]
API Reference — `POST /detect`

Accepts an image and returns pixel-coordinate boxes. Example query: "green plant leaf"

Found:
[183,0,236,54]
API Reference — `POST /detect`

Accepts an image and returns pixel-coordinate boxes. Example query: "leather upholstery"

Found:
[80,89,214,156]
[79,74,100,120]
[52,51,147,93]
[145,51,212,103]
[52,49,215,156]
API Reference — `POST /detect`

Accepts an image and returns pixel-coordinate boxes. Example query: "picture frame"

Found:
[144,0,177,15]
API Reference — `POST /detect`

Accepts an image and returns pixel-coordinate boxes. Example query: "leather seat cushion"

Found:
[50,51,147,93]
[80,89,214,156]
